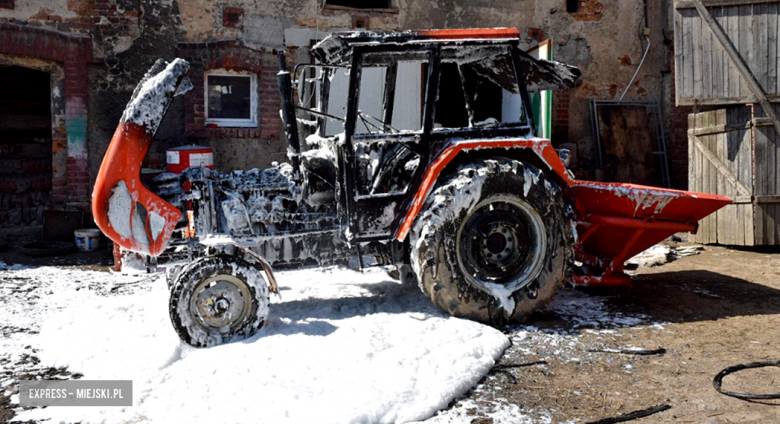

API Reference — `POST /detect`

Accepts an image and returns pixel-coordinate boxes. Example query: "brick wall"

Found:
[1,0,143,213]
[10,0,138,36]
[568,0,603,22]
[177,41,280,141]
[0,22,93,210]
[552,88,570,145]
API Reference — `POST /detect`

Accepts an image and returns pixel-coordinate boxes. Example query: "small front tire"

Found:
[169,255,270,347]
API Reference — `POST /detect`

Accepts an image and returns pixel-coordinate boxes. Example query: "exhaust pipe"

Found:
[277,51,302,182]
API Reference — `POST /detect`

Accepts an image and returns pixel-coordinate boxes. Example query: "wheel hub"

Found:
[482,224,515,261]
[457,196,547,292]
[190,275,252,330]
[214,298,230,314]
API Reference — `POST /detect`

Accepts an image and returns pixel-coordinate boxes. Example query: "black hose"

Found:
[586,404,671,424]
[493,360,548,370]
[588,347,666,356]
[713,360,780,400]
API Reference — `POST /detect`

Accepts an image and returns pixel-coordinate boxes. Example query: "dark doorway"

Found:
[0,66,52,227]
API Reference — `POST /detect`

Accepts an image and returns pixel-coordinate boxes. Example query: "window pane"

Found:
[207,75,251,120]
[354,61,424,135]
[356,67,386,134]
[325,68,349,136]
[391,61,423,131]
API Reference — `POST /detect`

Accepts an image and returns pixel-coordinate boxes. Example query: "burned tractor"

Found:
[92,28,731,347]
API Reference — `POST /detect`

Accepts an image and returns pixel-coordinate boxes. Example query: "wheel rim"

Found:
[190,274,253,331]
[457,195,547,293]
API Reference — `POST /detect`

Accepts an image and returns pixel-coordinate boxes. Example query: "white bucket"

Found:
[75,229,101,251]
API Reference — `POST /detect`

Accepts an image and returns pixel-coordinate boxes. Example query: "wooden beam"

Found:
[688,122,752,135]
[676,0,780,9]
[755,195,780,203]
[690,0,780,137]
[753,117,775,127]
[675,94,780,106]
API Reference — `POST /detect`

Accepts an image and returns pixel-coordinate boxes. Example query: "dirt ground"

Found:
[1,235,779,423]
[454,242,780,423]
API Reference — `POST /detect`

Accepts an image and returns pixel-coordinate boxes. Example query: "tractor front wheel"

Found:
[169,255,270,347]
[410,158,573,325]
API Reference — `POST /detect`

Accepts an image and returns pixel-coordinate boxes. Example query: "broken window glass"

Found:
[434,63,469,129]
[351,56,425,195]
[436,47,526,130]
[206,72,257,126]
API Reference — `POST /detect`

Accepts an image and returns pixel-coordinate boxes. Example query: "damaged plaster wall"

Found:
[87,0,187,188]
[3,0,670,188]
[400,0,668,172]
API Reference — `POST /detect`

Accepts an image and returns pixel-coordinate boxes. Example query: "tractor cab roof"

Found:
[312,28,581,92]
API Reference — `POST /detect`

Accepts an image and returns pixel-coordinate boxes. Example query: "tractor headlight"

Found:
[555,148,571,168]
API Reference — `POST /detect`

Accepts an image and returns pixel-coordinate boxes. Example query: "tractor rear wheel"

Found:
[169,255,270,347]
[410,158,573,325]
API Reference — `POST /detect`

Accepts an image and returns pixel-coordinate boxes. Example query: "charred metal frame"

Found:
[277,52,302,182]
[270,31,588,269]
[329,41,538,245]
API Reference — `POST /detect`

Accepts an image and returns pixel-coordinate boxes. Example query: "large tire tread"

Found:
[410,158,574,326]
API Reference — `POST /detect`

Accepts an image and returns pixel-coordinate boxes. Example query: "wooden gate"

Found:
[689,107,780,245]
[677,0,780,245]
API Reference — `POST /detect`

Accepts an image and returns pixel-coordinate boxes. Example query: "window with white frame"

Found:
[205,69,257,127]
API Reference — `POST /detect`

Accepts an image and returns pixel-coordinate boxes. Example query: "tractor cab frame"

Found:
[278,28,580,267]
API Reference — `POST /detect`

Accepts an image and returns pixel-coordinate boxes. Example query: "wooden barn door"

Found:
[688,108,755,245]
[752,105,780,245]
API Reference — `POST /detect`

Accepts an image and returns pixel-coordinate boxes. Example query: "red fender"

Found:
[92,59,190,256]
[394,138,573,241]
[92,122,181,256]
